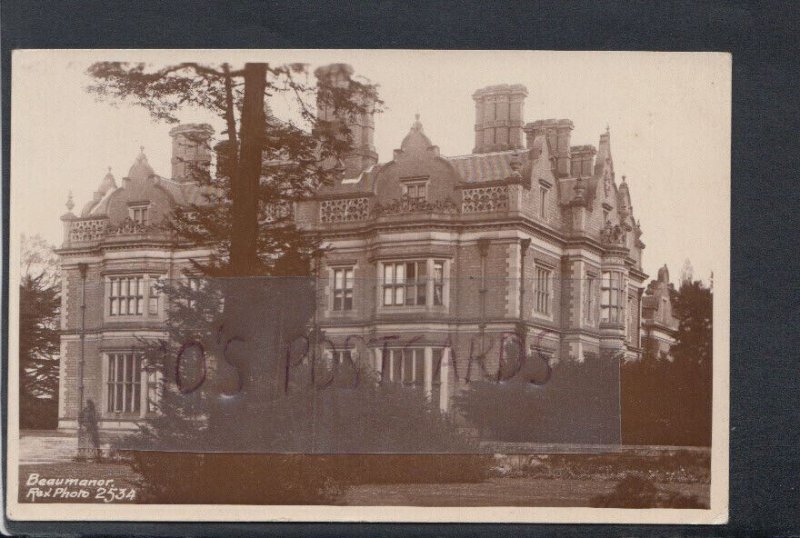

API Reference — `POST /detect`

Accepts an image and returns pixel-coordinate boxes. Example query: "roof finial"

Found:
[412,113,423,132]
[605,123,610,134]
[622,174,627,183]
[65,191,74,212]
[108,166,112,173]
[140,145,145,154]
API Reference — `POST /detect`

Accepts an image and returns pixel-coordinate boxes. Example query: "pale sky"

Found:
[11,50,730,283]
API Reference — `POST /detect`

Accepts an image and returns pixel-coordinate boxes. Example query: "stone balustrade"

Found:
[67,217,108,243]
[461,185,510,213]
[319,197,371,223]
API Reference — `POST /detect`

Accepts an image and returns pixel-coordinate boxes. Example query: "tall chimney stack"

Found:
[472,84,527,154]
[524,119,574,177]
[314,63,378,175]
[169,123,214,181]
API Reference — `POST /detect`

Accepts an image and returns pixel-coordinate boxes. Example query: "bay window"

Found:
[108,274,163,318]
[106,352,159,415]
[109,276,144,316]
[379,347,443,386]
[381,259,447,308]
[383,261,426,306]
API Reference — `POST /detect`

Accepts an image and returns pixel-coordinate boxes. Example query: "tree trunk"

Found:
[214,63,268,407]
[230,62,267,277]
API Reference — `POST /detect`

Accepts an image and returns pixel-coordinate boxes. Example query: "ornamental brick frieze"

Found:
[372,196,459,217]
[263,202,293,223]
[68,218,108,242]
[461,185,510,213]
[319,197,370,223]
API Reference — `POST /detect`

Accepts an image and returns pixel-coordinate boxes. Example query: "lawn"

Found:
[17,448,710,508]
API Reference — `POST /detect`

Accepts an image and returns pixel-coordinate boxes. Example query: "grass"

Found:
[17,448,710,507]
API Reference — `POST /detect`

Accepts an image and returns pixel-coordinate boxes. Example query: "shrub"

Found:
[589,472,707,508]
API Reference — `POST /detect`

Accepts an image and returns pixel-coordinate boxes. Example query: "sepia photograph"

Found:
[6,49,730,524]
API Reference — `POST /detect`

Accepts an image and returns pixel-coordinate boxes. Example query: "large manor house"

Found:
[56,64,677,432]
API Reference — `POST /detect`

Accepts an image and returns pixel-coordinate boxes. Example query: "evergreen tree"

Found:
[621,278,713,446]
[670,279,713,445]
[19,234,61,429]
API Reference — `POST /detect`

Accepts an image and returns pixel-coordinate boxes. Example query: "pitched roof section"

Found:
[446,150,526,183]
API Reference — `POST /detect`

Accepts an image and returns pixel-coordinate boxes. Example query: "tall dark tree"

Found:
[621,278,713,446]
[19,235,60,429]
[670,279,713,445]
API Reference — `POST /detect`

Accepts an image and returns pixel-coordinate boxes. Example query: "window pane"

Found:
[417,282,426,305]
[384,264,393,284]
[345,269,354,290]
[335,269,343,290]
[115,379,123,411]
[133,383,141,413]
[404,262,413,280]
[125,354,133,382]
[434,261,443,282]
[383,286,393,306]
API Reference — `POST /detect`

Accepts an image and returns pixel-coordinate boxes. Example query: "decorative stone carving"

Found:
[461,185,510,213]
[262,202,293,223]
[373,195,459,217]
[107,218,167,236]
[600,220,627,246]
[571,177,587,206]
[319,197,370,223]
[108,218,149,236]
[68,218,107,242]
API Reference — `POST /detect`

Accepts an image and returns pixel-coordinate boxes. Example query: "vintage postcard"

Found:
[6,49,730,524]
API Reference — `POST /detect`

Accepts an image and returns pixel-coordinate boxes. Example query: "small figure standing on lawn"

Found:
[77,399,101,462]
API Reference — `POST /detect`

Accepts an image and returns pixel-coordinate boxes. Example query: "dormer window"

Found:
[402,180,428,201]
[129,203,150,226]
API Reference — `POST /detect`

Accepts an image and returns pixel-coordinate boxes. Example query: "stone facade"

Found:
[56,65,650,433]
